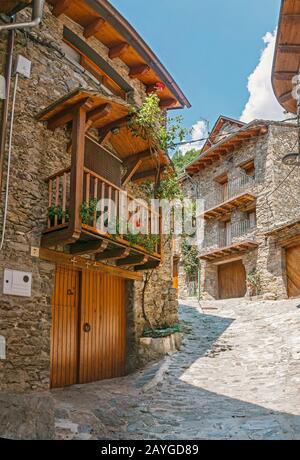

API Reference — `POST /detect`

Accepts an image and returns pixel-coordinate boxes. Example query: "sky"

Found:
[111,0,284,152]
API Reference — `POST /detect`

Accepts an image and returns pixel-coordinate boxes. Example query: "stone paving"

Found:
[52,298,300,440]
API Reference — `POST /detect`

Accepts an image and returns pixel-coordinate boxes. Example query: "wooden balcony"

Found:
[42,167,162,271]
[200,240,258,262]
[0,0,31,14]
[37,88,171,273]
[200,219,258,261]
[203,192,256,220]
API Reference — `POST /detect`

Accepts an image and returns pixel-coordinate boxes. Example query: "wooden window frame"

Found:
[63,27,134,100]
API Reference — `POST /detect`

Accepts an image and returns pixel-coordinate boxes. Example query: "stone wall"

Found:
[180,123,300,301]
[0,4,177,392]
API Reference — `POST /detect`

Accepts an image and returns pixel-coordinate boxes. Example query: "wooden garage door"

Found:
[286,245,300,298]
[218,260,247,300]
[51,267,126,388]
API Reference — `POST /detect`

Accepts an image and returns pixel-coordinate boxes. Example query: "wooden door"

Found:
[286,245,300,298]
[223,182,229,202]
[79,271,126,384]
[218,260,246,300]
[51,266,80,388]
[173,259,179,290]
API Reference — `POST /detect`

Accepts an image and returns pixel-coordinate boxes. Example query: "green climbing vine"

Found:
[247,269,262,297]
[181,238,200,279]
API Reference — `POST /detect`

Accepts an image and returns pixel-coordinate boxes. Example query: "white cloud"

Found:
[179,120,208,155]
[241,30,286,123]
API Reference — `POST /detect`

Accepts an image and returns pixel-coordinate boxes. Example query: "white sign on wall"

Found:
[0,336,6,360]
[3,269,32,297]
[0,75,6,100]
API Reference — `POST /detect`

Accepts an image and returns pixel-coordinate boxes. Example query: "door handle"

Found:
[83,323,91,333]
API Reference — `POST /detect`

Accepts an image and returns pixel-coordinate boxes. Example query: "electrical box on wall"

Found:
[0,336,6,360]
[3,269,32,297]
[0,75,6,100]
[15,55,32,79]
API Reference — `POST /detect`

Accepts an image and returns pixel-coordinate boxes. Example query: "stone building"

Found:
[0,1,190,391]
[182,115,300,301]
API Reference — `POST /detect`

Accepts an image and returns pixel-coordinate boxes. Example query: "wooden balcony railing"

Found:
[204,173,255,211]
[46,167,71,231]
[45,167,162,256]
[202,218,257,252]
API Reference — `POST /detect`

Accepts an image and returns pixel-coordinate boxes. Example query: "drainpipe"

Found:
[0,0,45,185]
[0,19,15,192]
[0,0,45,32]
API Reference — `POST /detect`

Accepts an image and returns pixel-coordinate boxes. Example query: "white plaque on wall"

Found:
[3,269,32,297]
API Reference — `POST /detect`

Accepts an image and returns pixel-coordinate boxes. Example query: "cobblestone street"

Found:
[53,299,300,440]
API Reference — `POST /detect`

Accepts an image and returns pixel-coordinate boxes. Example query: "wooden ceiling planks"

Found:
[203,193,257,220]
[200,241,258,261]
[0,0,31,14]
[38,88,169,178]
[47,0,190,109]
[272,0,300,114]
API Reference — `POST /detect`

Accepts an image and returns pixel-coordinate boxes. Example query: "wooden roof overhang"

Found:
[272,0,300,114]
[264,218,300,248]
[186,123,268,175]
[203,193,257,220]
[200,240,258,262]
[0,0,31,15]
[37,89,170,182]
[46,0,190,110]
[201,116,245,154]
[264,218,300,237]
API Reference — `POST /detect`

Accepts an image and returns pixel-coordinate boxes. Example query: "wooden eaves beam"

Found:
[134,260,161,271]
[96,247,131,261]
[124,149,153,167]
[84,18,106,39]
[85,103,112,130]
[277,44,300,54]
[109,42,130,59]
[129,64,150,78]
[47,98,94,131]
[52,0,72,17]
[279,91,293,104]
[273,71,298,81]
[69,239,109,256]
[122,160,143,187]
[132,167,165,182]
[117,255,149,267]
[98,115,130,145]
[159,98,178,110]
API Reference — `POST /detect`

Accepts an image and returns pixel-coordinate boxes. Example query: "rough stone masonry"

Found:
[0,3,178,392]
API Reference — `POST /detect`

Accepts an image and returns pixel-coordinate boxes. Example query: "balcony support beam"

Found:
[69,106,87,240]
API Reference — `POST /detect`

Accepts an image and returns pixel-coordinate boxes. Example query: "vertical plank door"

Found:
[218,260,247,300]
[50,266,80,388]
[286,245,300,298]
[79,271,126,384]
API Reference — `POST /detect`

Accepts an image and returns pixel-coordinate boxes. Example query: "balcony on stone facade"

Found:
[200,218,258,261]
[203,173,256,220]
[43,165,162,271]
[38,89,168,272]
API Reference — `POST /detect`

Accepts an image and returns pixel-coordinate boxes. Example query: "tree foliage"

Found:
[129,93,189,152]
[181,239,200,279]
[172,149,200,173]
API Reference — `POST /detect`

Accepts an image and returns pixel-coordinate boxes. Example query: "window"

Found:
[63,27,134,100]
[248,211,257,229]
[215,174,229,202]
[240,159,255,177]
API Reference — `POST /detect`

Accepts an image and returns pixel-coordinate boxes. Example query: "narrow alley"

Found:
[53,298,300,440]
